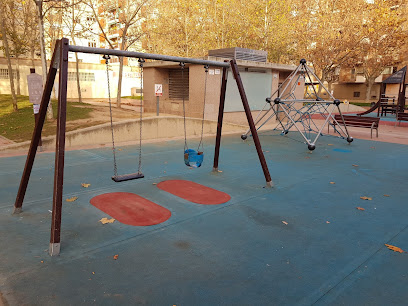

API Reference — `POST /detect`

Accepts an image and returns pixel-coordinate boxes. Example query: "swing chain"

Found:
[197,65,209,152]
[137,58,145,174]
[104,54,118,177]
[180,62,188,152]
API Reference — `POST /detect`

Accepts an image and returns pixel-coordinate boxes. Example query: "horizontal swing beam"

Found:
[68,45,231,68]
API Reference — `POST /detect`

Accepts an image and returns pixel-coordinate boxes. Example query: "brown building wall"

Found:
[333,83,381,102]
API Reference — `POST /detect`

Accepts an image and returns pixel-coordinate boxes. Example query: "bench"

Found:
[329,115,380,138]
[395,112,408,126]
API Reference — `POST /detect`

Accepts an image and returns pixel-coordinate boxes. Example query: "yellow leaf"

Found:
[218,170,223,173]
[360,196,372,201]
[113,254,119,260]
[66,196,78,202]
[383,194,390,197]
[152,183,157,185]
[99,217,115,224]
[327,144,334,146]
[330,182,335,184]
[282,221,288,225]
[356,207,365,211]
[81,183,91,188]
[385,244,405,253]
[352,164,359,167]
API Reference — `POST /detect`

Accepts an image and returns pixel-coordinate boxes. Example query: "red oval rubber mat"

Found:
[90,192,171,226]
[157,180,231,205]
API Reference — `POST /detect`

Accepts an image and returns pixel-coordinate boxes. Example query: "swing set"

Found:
[13,38,273,255]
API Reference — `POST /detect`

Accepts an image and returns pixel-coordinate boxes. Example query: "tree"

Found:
[354,0,408,102]
[0,0,18,111]
[292,0,368,93]
[62,1,94,104]
[87,0,151,108]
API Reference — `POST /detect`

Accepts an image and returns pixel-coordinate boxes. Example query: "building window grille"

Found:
[168,68,189,100]
[353,91,360,98]
[0,69,17,79]
[68,72,95,82]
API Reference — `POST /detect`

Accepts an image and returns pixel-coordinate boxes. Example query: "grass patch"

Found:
[122,95,143,100]
[0,95,94,143]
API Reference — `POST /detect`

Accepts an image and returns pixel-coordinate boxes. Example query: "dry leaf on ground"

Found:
[356,207,365,211]
[152,183,157,185]
[330,182,336,185]
[326,221,330,224]
[282,221,288,225]
[385,244,405,253]
[81,183,91,188]
[113,255,119,260]
[383,194,390,197]
[352,164,359,167]
[99,217,115,224]
[66,196,78,202]
[328,144,334,146]
[360,196,372,201]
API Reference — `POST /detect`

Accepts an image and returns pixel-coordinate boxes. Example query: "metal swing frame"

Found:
[241,59,353,150]
[13,38,273,256]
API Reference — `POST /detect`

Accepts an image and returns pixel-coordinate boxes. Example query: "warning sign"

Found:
[27,73,43,104]
[155,84,163,96]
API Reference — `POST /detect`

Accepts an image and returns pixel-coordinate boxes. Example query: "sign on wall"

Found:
[155,84,163,96]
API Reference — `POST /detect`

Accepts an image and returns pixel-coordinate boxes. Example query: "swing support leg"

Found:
[213,62,228,172]
[230,60,273,187]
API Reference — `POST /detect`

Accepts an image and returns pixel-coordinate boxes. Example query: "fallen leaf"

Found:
[113,255,119,260]
[360,196,372,201]
[356,207,365,211]
[92,272,95,275]
[41,260,44,263]
[383,194,390,197]
[330,182,335,184]
[385,244,405,253]
[99,218,115,224]
[305,156,310,159]
[118,148,123,151]
[218,170,223,173]
[326,221,330,224]
[152,183,157,185]
[81,183,91,188]
[352,164,359,167]
[66,196,78,202]
[328,144,334,146]
[282,221,288,225]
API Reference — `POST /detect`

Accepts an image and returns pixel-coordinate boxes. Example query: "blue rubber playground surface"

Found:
[1,132,407,305]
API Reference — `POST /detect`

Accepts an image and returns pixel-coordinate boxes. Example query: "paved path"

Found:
[0,136,14,147]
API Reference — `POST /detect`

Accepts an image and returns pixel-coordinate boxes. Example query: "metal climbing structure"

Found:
[241,59,353,150]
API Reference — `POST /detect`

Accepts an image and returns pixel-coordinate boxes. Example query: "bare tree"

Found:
[87,0,150,107]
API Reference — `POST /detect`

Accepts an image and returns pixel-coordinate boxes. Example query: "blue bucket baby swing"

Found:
[180,62,209,168]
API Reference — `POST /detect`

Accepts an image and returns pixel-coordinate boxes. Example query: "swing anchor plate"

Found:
[112,173,144,182]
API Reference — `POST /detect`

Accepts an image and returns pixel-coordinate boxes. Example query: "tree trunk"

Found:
[365,78,375,103]
[0,8,18,111]
[35,1,53,120]
[30,49,36,68]
[75,52,82,103]
[117,56,124,108]
[16,56,21,96]
[71,36,82,103]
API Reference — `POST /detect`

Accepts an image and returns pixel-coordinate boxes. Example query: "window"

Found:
[88,41,96,48]
[0,69,17,79]
[68,72,95,82]
[353,91,360,98]
[169,68,189,100]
